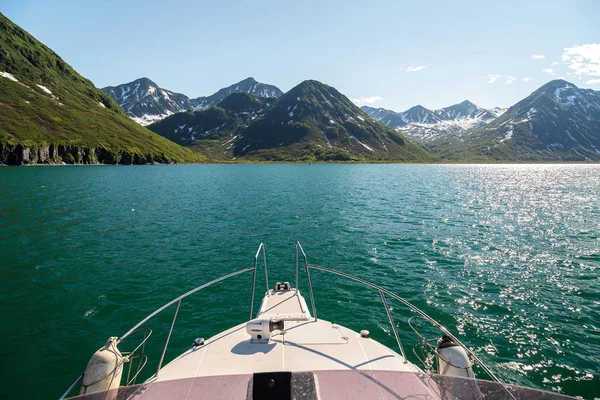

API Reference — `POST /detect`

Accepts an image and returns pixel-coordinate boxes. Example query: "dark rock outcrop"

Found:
[0,143,174,165]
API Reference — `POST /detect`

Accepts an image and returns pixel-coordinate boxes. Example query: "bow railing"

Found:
[61,241,508,399]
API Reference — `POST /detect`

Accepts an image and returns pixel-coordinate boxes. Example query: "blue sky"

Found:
[3,0,599,111]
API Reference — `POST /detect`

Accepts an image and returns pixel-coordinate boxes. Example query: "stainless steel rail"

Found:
[156,299,181,377]
[61,242,511,399]
[59,374,83,400]
[379,289,407,363]
[295,241,318,321]
[306,263,505,385]
[119,267,255,342]
[60,266,256,400]
[249,243,269,319]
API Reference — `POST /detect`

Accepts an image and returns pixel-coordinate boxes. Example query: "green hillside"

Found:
[149,81,433,162]
[234,80,432,161]
[147,93,274,160]
[0,13,202,164]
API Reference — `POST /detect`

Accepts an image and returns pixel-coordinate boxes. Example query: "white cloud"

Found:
[551,61,559,66]
[531,54,545,59]
[587,79,600,84]
[522,77,534,82]
[351,96,384,106]
[406,65,427,72]
[487,74,501,83]
[542,68,555,75]
[562,44,600,77]
[505,76,516,84]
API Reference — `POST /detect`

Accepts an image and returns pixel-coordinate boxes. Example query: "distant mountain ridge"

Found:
[148,80,433,162]
[102,77,283,125]
[429,80,600,161]
[362,101,505,142]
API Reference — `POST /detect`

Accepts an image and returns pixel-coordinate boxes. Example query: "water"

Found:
[0,164,598,399]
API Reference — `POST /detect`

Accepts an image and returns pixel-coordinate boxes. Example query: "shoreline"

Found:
[3,160,600,167]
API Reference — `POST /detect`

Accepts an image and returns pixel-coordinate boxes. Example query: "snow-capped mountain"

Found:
[435,100,497,121]
[401,105,441,124]
[102,78,192,125]
[362,100,504,143]
[102,77,283,125]
[429,80,600,161]
[360,106,407,128]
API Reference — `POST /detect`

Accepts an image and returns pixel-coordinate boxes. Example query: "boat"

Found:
[60,242,574,399]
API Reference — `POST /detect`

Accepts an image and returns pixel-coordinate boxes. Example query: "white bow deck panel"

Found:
[155,289,421,381]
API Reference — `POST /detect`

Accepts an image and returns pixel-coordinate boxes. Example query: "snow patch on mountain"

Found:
[500,126,514,143]
[35,84,61,103]
[36,84,52,95]
[132,112,174,126]
[490,107,508,117]
[351,136,375,152]
[0,71,18,82]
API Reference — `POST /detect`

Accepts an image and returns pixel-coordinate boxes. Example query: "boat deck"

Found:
[155,289,421,381]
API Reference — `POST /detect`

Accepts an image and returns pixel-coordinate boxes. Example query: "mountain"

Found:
[211,91,274,114]
[360,106,407,128]
[400,105,441,124]
[102,77,194,125]
[0,13,201,165]
[435,100,497,121]
[147,93,274,159]
[490,107,508,117]
[148,80,432,162]
[192,77,283,109]
[361,101,504,143]
[103,77,283,125]
[235,80,433,161]
[428,80,600,161]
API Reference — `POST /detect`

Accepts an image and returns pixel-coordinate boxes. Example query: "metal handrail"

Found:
[249,243,269,319]
[156,299,181,377]
[379,290,407,363]
[295,241,318,321]
[122,327,152,385]
[306,263,505,385]
[59,374,83,400]
[61,242,511,399]
[60,266,255,399]
[119,267,254,342]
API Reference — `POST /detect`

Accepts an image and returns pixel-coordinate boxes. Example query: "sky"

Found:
[3,0,599,111]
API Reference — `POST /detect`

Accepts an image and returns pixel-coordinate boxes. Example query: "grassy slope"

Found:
[0,13,202,163]
[148,94,275,161]
[149,107,244,160]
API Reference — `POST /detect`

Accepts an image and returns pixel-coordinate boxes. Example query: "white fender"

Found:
[80,337,124,397]
[436,336,475,378]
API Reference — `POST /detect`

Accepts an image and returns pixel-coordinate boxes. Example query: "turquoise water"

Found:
[0,164,599,399]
